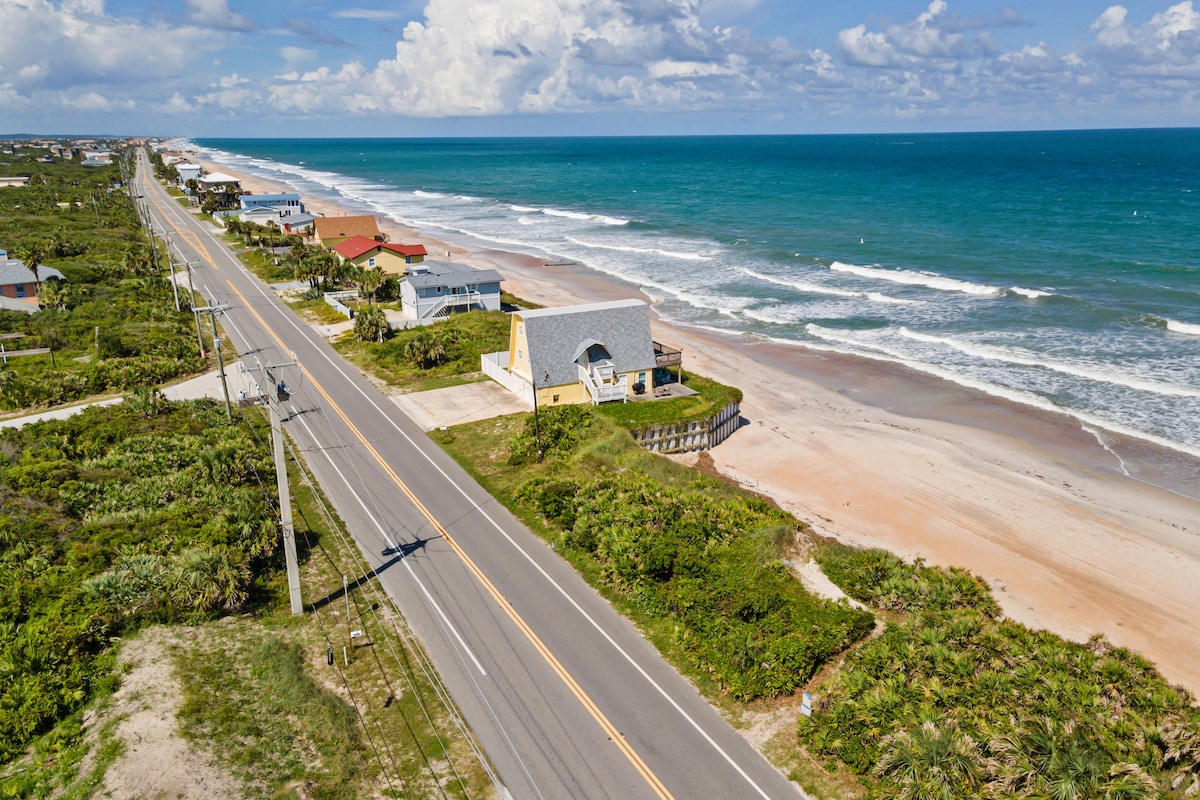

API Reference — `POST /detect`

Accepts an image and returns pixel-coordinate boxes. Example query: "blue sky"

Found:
[2,0,1198,136]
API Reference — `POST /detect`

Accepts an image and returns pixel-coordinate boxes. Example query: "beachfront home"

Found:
[240,193,305,216]
[198,171,241,193]
[0,176,31,188]
[331,235,427,276]
[175,162,202,184]
[399,261,503,322]
[237,206,290,226]
[313,215,385,249]
[282,213,316,236]
[483,299,658,406]
[197,171,242,210]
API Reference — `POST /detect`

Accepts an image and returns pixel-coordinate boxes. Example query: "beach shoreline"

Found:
[192,151,1200,695]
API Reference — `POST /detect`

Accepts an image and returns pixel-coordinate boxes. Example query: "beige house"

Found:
[486,299,659,407]
[330,235,427,276]
[313,215,386,249]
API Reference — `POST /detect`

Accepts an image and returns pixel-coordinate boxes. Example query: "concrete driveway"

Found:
[390,379,531,430]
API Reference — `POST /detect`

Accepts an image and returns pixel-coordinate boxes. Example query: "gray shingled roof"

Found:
[405,261,504,290]
[0,259,66,286]
[520,299,656,388]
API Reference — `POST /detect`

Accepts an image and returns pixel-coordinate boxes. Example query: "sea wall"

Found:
[630,399,741,453]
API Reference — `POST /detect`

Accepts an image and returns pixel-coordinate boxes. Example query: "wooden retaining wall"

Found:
[629,399,741,454]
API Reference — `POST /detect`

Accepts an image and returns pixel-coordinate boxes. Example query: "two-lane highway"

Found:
[135,152,805,800]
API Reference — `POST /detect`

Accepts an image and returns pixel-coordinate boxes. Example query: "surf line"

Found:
[225,278,678,800]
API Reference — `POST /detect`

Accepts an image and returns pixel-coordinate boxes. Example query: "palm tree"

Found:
[991,719,1157,800]
[875,718,989,800]
[359,265,384,304]
[310,251,340,290]
[15,239,50,292]
[36,278,66,310]
[354,305,390,343]
[404,329,447,367]
[168,545,249,613]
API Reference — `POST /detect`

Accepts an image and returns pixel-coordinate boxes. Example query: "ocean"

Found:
[191,131,1200,492]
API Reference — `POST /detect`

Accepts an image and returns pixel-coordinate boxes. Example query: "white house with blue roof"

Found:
[399,261,503,323]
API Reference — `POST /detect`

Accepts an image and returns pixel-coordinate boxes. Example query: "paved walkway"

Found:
[0,368,247,430]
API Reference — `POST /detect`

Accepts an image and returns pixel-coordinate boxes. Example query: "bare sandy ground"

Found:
[197,154,1200,696]
[90,627,242,799]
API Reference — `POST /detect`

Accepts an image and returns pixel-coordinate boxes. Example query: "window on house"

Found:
[368,257,376,268]
[517,349,523,361]
[14,284,26,298]
[518,323,524,337]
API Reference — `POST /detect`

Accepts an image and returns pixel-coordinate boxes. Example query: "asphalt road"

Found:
[135,152,806,800]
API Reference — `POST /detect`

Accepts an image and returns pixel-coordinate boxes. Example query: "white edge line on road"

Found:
[287,407,488,678]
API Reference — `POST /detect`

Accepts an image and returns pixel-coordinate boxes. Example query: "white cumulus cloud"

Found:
[184,0,254,31]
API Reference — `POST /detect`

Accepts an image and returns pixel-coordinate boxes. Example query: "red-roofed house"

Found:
[331,236,428,276]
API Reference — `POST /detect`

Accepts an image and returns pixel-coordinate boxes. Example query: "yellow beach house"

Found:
[484,299,659,406]
[331,235,428,276]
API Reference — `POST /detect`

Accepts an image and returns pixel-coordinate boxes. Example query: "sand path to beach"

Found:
[201,155,1200,695]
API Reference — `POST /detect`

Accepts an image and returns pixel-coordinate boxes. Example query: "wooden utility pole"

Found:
[250,357,304,615]
[193,304,231,418]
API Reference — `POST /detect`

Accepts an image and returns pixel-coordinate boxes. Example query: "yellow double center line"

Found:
[150,198,218,271]
[225,279,676,800]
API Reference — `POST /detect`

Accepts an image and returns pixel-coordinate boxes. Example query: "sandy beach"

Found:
[198,155,1200,696]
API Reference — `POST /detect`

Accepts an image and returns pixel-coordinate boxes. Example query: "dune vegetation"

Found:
[435,402,1200,798]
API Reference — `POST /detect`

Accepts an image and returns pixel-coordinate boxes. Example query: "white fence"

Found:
[323,290,357,320]
[481,352,533,405]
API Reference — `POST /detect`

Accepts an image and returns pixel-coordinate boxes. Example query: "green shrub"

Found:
[815,542,999,616]
[507,405,595,465]
[516,472,874,699]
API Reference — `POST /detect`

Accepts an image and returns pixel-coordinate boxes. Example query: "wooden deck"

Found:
[653,340,682,368]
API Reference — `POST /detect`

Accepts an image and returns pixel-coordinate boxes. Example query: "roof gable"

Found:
[332,235,383,260]
[334,236,430,261]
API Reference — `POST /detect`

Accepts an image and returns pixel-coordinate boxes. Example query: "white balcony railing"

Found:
[578,362,627,404]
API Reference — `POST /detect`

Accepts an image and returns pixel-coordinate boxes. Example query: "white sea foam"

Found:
[896,328,1200,398]
[517,216,539,225]
[738,267,916,304]
[596,215,631,226]
[1166,319,1200,336]
[741,306,797,325]
[543,207,592,221]
[510,204,539,212]
[1081,424,1132,477]
[1009,286,1054,299]
[565,236,713,262]
[413,190,444,198]
[830,262,1003,296]
[867,292,918,305]
[803,325,1200,460]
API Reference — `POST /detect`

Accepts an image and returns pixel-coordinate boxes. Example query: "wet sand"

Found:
[196,154,1200,696]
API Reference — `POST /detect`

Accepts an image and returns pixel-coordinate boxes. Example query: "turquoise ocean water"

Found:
[193,131,1200,485]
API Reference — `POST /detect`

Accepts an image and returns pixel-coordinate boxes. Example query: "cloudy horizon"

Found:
[1,0,1198,136]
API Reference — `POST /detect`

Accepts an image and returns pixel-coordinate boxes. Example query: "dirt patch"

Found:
[87,626,243,800]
